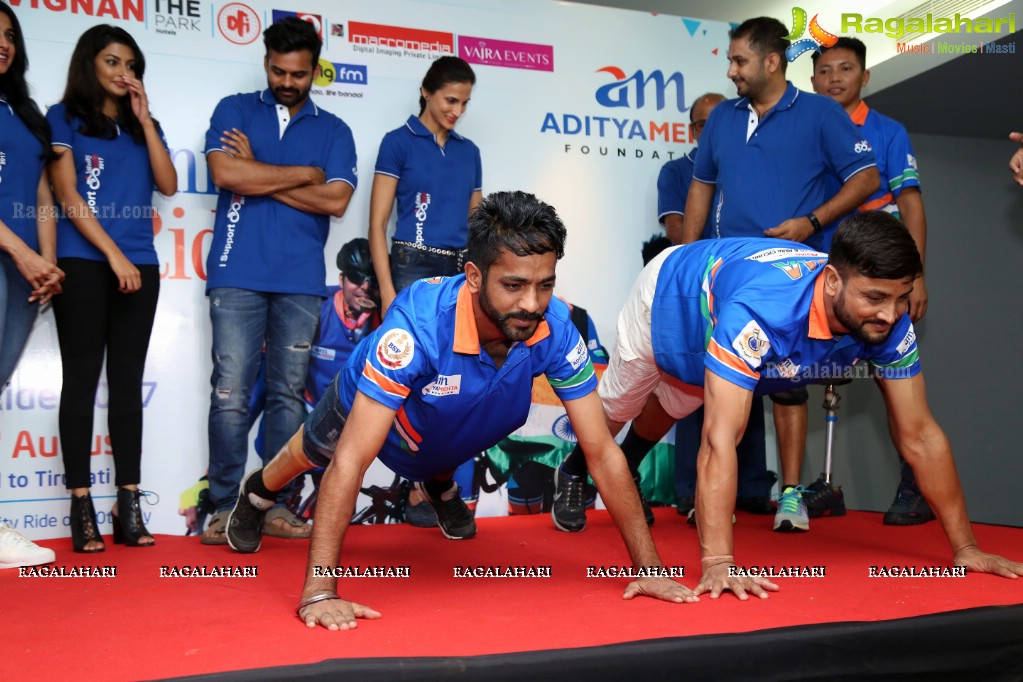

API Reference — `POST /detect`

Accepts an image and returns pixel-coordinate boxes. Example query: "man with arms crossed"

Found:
[201,18,358,543]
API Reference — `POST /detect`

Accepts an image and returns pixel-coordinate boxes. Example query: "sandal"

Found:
[201,510,230,545]
[263,507,311,539]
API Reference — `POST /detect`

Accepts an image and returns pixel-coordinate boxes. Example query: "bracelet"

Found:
[701,555,734,564]
[805,212,822,234]
[296,592,341,615]
[953,544,978,556]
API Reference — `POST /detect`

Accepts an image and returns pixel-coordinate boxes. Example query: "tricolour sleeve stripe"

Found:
[363,360,411,399]
[707,338,759,380]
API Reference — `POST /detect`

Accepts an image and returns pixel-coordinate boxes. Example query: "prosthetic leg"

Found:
[804,381,849,517]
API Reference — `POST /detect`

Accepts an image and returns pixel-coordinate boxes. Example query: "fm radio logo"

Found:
[313,60,368,87]
[217,2,260,45]
[784,7,838,61]
[594,66,687,113]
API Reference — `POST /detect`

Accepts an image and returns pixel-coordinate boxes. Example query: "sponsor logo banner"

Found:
[459,35,553,71]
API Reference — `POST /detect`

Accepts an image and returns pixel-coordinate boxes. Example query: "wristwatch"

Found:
[805,212,822,234]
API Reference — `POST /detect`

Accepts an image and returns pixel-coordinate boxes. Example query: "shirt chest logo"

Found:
[422,374,462,397]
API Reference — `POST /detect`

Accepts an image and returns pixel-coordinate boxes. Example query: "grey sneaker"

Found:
[773,485,810,532]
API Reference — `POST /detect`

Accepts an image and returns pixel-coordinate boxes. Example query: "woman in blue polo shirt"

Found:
[367,55,482,525]
[368,56,482,314]
[0,2,64,386]
[46,25,177,553]
[0,1,65,569]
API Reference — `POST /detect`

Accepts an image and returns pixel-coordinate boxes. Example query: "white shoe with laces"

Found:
[0,522,56,569]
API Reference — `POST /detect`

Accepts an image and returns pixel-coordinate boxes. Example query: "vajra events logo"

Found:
[784,7,838,62]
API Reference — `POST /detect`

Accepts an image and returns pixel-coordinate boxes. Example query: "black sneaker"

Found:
[632,472,655,527]
[883,482,935,526]
[804,474,847,518]
[227,470,274,553]
[735,496,775,515]
[415,482,476,539]
[676,495,695,516]
[552,467,587,532]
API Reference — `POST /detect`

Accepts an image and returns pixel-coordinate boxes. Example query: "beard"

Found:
[479,281,543,342]
[834,289,893,345]
[272,83,311,108]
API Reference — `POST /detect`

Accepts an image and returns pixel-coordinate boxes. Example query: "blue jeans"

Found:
[207,288,319,512]
[0,253,40,388]
[390,243,463,292]
[674,395,772,499]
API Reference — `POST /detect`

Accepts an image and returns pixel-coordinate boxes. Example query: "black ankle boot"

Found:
[113,487,155,547]
[70,493,105,553]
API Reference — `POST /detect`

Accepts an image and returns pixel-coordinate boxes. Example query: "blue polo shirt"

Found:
[656,148,712,239]
[336,275,596,480]
[374,116,482,250]
[811,102,922,252]
[204,90,358,295]
[694,83,877,239]
[305,286,380,404]
[650,239,920,395]
[0,97,46,251]
[46,103,165,265]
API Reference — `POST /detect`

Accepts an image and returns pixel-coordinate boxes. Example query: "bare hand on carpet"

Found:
[298,595,382,630]
[694,562,779,601]
[623,576,700,603]
[953,546,1023,579]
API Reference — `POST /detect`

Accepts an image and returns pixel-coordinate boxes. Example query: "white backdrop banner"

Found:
[2,0,732,538]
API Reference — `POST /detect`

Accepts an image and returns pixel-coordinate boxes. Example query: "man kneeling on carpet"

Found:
[226,191,697,628]
[551,211,1023,599]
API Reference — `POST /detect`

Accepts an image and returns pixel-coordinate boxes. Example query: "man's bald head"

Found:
[690,93,725,142]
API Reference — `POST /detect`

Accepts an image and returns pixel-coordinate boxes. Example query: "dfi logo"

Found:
[594,66,688,113]
[217,2,260,45]
[784,7,838,61]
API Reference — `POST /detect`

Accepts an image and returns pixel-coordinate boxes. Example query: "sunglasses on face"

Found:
[345,272,378,290]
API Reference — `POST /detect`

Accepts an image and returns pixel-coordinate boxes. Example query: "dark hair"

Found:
[811,36,867,71]
[729,17,791,72]
[0,1,52,159]
[419,56,475,115]
[467,191,566,278]
[60,24,149,143]
[829,211,923,281]
[264,16,321,65]
[642,233,672,265]
[337,237,374,281]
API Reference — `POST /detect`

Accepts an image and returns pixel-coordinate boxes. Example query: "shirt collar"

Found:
[452,282,551,354]
[405,114,465,142]
[734,81,800,114]
[850,100,870,126]
[808,272,832,340]
[259,88,319,117]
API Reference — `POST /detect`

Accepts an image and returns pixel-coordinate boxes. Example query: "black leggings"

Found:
[54,258,160,489]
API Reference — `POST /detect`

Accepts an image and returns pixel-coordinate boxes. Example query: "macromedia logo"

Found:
[784,7,838,62]
[594,66,687,113]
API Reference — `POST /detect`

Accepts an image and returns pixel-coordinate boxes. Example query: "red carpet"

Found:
[3,510,1022,680]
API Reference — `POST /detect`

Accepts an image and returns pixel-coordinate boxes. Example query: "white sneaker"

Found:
[0,522,56,569]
